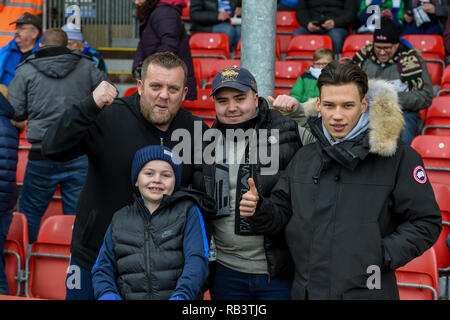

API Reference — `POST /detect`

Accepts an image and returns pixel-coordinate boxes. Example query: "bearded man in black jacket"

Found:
[42,51,208,300]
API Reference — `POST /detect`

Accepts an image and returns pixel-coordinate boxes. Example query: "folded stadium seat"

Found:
[403,34,445,86]
[203,59,241,88]
[16,148,29,187]
[422,96,450,136]
[438,65,450,96]
[411,135,450,185]
[189,33,230,59]
[181,88,215,127]
[285,34,333,64]
[25,215,75,299]
[233,36,281,60]
[275,60,309,91]
[340,34,373,61]
[396,247,439,300]
[4,212,29,296]
[181,0,190,22]
[193,57,223,89]
[276,11,300,54]
[41,198,64,224]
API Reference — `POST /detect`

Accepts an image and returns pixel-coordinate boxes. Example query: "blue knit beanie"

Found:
[61,23,84,42]
[131,145,183,188]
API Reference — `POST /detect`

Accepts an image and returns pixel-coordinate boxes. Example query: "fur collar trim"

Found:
[303,79,404,156]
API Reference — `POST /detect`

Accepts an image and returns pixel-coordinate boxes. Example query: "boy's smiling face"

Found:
[135,160,176,208]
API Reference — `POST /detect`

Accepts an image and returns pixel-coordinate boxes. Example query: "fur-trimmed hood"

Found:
[302,79,404,157]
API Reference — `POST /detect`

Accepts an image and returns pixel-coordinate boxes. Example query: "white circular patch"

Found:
[413,165,427,184]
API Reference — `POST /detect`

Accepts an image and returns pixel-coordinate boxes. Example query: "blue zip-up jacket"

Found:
[0,37,41,86]
[0,92,18,214]
[92,189,213,300]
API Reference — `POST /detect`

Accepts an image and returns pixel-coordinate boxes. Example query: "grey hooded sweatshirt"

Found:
[8,46,107,152]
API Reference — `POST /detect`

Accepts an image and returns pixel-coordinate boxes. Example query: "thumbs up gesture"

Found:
[239,178,259,217]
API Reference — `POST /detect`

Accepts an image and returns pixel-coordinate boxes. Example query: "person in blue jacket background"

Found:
[0,13,41,86]
[91,145,213,300]
[0,84,19,295]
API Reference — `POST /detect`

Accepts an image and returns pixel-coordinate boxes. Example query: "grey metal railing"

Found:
[43,0,139,48]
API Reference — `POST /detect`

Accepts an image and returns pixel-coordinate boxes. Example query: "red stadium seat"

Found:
[25,215,75,299]
[16,148,29,187]
[430,183,450,271]
[202,59,241,88]
[438,65,450,96]
[181,88,215,127]
[411,135,450,185]
[275,60,309,89]
[123,86,137,97]
[189,33,230,59]
[286,35,333,63]
[340,34,373,61]
[396,248,439,300]
[276,11,300,54]
[4,212,29,296]
[181,0,190,21]
[402,34,445,82]
[422,96,450,136]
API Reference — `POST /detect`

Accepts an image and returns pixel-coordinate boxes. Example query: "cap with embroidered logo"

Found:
[211,67,258,96]
[10,12,42,32]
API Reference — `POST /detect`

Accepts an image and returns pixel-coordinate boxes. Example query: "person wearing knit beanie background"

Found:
[61,22,108,74]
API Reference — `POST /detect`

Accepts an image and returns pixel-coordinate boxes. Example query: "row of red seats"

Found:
[190,31,447,86]
[4,212,73,299]
[4,209,446,300]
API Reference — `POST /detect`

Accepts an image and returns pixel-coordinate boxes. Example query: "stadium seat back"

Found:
[286,35,333,62]
[403,34,445,61]
[25,215,75,299]
[189,33,230,59]
[181,88,215,127]
[396,247,439,300]
[430,183,450,270]
[4,212,29,296]
[202,59,241,88]
[411,135,450,184]
[16,148,29,186]
[275,60,309,87]
[423,96,450,136]
[340,34,372,60]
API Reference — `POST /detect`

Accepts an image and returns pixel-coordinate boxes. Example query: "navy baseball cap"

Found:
[210,67,258,96]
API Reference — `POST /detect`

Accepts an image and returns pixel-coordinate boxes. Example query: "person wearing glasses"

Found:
[0,13,41,86]
[353,17,433,144]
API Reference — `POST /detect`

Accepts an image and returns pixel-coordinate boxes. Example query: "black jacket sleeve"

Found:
[381,146,442,270]
[246,169,293,237]
[42,93,101,162]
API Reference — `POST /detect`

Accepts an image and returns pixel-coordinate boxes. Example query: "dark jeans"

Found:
[20,155,88,243]
[0,211,13,295]
[65,256,95,300]
[210,262,293,300]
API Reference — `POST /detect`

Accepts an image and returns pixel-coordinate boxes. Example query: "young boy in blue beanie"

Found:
[91,145,214,300]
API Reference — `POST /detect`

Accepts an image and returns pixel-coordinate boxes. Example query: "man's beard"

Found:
[141,104,174,127]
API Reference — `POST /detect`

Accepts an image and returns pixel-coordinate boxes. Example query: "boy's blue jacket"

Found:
[92,188,215,300]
